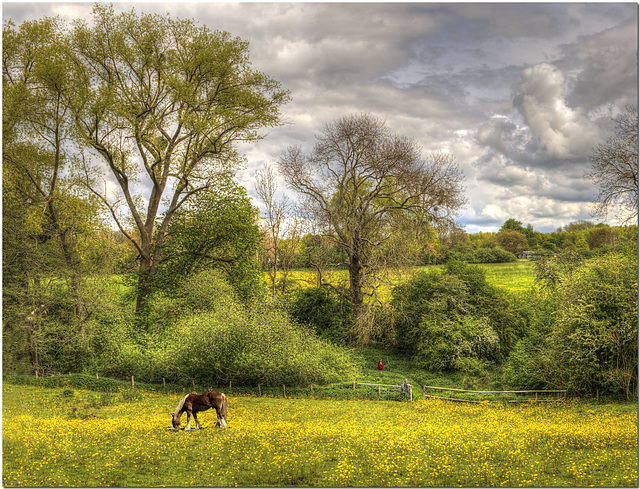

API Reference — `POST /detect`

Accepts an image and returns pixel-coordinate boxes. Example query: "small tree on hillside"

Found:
[255,164,289,295]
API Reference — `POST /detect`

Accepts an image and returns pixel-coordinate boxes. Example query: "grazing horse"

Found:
[171,391,227,431]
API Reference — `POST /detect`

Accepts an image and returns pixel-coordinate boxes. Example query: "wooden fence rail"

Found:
[356,383,413,401]
[423,385,567,403]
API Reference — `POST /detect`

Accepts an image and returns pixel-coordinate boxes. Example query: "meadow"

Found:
[274,260,536,299]
[3,382,637,487]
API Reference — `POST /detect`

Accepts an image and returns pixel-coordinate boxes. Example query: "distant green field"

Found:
[472,260,536,293]
[270,260,536,299]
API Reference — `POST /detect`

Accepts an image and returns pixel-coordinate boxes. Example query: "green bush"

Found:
[505,252,638,399]
[391,262,525,374]
[415,313,500,372]
[445,246,516,264]
[161,271,356,386]
[288,287,352,343]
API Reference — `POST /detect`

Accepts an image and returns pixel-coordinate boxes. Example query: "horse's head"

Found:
[171,413,180,430]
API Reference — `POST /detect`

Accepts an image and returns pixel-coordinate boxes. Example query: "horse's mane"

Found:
[220,393,228,419]
[173,393,190,418]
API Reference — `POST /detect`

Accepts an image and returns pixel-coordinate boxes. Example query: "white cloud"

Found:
[514,63,600,160]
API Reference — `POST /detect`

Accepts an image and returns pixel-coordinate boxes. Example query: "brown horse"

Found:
[171,391,227,431]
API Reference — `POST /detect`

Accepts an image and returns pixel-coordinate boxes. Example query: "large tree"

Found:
[69,6,289,314]
[278,113,466,342]
[586,105,638,224]
[3,17,98,318]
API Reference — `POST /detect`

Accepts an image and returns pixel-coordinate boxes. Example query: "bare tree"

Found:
[278,113,466,343]
[586,105,638,224]
[255,164,290,295]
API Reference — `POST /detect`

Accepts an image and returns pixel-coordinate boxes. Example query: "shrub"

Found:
[164,273,356,386]
[505,253,638,399]
[445,246,516,264]
[288,287,352,344]
[415,313,500,372]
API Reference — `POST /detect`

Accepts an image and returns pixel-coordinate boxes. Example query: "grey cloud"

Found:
[3,2,636,233]
[562,18,639,110]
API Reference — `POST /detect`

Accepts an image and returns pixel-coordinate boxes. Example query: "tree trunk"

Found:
[348,252,366,344]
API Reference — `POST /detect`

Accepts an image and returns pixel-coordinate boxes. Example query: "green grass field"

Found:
[272,260,536,299]
[3,382,637,487]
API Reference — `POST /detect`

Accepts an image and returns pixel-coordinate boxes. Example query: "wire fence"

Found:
[423,385,567,403]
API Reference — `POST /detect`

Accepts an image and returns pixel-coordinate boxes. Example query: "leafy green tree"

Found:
[552,253,638,398]
[3,17,117,375]
[150,179,263,303]
[391,262,523,373]
[588,226,618,250]
[508,252,637,399]
[500,218,526,234]
[496,229,529,255]
[289,287,352,344]
[163,270,355,386]
[68,5,289,315]
[3,17,97,316]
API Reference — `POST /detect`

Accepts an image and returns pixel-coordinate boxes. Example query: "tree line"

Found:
[3,8,637,399]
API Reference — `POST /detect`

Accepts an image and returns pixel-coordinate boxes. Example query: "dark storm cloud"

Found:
[3,2,637,232]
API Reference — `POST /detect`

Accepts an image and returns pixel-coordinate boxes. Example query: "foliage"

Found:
[288,287,352,344]
[149,180,264,303]
[160,270,355,386]
[496,229,529,255]
[445,246,516,264]
[391,261,526,374]
[506,252,638,399]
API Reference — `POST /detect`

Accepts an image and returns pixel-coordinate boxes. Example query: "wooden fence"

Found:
[423,385,566,403]
[356,383,413,401]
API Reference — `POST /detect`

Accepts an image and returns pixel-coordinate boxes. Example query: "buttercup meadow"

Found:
[3,383,637,487]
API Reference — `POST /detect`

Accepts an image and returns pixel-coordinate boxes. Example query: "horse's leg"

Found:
[185,410,192,431]
[194,411,201,430]
[215,406,227,428]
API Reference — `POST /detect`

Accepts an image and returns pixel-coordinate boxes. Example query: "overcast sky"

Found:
[4,2,638,233]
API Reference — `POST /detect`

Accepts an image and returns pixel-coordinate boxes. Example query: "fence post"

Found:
[378,384,381,397]
[258,384,261,396]
[163,377,166,389]
[311,384,314,394]
[96,373,99,380]
[283,384,286,398]
[352,381,355,390]
[131,376,135,388]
